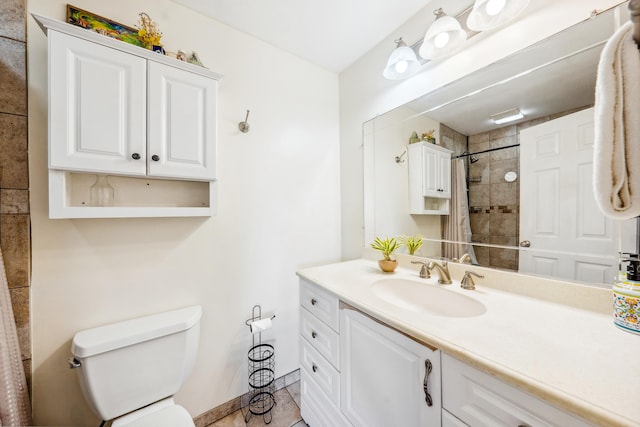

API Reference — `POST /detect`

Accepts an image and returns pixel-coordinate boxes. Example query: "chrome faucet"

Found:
[427,260,452,284]
[460,271,484,290]
[411,261,431,279]
[452,253,472,264]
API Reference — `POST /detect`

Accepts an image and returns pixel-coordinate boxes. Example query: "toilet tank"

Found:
[71,306,202,421]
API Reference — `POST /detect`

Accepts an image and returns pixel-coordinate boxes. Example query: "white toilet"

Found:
[70,305,203,427]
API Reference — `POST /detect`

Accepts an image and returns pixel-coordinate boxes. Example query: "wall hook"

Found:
[239,110,250,133]
[395,150,407,163]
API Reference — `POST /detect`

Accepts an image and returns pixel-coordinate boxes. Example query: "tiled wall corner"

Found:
[0,0,31,394]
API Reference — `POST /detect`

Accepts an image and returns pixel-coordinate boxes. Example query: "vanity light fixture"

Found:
[383,38,421,80]
[419,8,467,60]
[467,0,530,31]
[490,108,524,124]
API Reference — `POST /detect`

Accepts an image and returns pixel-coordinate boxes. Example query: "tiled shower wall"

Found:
[0,0,31,389]
[467,126,520,271]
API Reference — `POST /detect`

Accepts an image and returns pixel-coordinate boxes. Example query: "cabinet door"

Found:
[340,308,441,427]
[442,354,593,427]
[422,146,441,197]
[49,31,146,176]
[147,62,217,181]
[438,151,452,198]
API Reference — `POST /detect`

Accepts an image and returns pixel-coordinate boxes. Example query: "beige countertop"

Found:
[297,256,640,427]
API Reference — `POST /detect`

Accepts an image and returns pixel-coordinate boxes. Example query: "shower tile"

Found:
[9,285,29,326]
[490,125,517,139]
[0,213,29,288]
[0,0,26,41]
[469,132,490,145]
[0,113,29,189]
[0,38,26,116]
[489,212,517,237]
[470,212,489,236]
[16,323,30,360]
[490,159,518,184]
[469,162,489,184]
[490,138,518,161]
[0,189,29,213]
[469,185,490,206]
[473,245,490,266]
[490,183,517,206]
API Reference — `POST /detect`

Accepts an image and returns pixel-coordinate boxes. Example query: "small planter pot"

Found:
[378,259,398,273]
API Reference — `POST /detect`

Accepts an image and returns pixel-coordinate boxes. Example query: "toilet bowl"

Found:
[70,306,203,427]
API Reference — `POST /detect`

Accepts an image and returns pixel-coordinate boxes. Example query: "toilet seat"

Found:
[111,398,195,427]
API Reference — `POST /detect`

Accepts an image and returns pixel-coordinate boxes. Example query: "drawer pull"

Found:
[311,298,317,305]
[312,364,318,373]
[311,331,317,339]
[423,359,433,407]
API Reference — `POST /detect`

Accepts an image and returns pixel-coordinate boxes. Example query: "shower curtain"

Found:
[441,158,477,263]
[0,247,32,426]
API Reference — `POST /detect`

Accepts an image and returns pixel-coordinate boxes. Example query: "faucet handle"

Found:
[461,270,484,290]
[411,261,431,279]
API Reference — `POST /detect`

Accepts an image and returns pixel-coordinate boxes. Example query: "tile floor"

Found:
[208,381,308,427]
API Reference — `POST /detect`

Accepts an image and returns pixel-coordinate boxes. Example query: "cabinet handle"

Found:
[312,364,318,373]
[311,331,317,339]
[131,153,141,160]
[311,298,317,305]
[152,155,160,161]
[423,359,433,407]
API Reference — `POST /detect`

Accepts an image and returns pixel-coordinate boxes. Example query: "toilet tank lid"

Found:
[72,305,202,358]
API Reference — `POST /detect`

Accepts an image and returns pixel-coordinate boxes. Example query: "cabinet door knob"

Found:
[423,359,433,407]
[312,364,318,373]
[311,331,317,339]
[152,155,160,161]
[131,153,141,160]
[311,298,317,305]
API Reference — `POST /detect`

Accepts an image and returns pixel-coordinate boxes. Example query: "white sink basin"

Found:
[371,278,486,318]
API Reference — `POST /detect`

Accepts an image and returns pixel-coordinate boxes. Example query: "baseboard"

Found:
[193,368,300,426]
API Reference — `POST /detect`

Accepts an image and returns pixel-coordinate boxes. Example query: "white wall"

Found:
[27,1,341,425]
[363,106,442,255]
[340,0,626,260]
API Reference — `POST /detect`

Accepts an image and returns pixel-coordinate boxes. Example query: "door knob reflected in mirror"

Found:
[519,240,531,247]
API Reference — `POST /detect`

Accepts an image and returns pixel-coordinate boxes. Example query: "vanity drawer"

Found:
[301,367,352,427]
[300,307,340,369]
[300,278,340,332]
[442,354,592,427]
[300,335,340,405]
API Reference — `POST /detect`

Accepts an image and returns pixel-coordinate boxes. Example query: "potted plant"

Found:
[371,236,400,272]
[399,235,424,255]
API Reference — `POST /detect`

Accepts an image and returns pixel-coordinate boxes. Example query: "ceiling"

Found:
[171,0,446,73]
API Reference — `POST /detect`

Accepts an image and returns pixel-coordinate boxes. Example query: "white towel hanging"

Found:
[594,21,640,219]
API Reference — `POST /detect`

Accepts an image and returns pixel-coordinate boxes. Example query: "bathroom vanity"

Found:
[297,257,640,427]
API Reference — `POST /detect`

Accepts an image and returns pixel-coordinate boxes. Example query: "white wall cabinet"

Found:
[340,306,441,427]
[35,14,222,218]
[408,142,452,215]
[442,354,593,427]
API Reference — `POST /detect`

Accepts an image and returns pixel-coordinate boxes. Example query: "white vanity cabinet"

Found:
[408,142,452,215]
[340,307,441,427]
[299,279,351,427]
[441,354,593,427]
[35,14,222,218]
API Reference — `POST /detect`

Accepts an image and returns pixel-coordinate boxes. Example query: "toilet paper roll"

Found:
[249,318,273,334]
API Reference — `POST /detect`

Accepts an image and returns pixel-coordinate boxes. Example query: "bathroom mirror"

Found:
[364,2,639,286]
